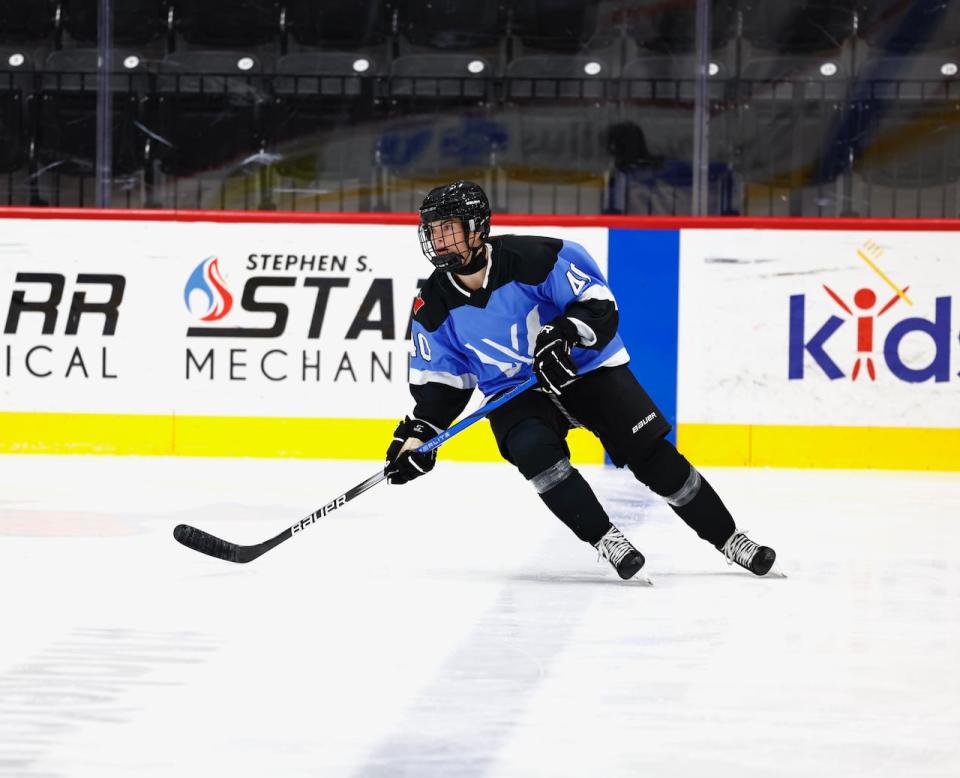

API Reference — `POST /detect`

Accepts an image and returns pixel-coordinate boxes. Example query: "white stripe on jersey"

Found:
[597,347,630,369]
[464,343,523,377]
[409,368,479,389]
[479,337,534,365]
[566,316,598,347]
[579,284,617,307]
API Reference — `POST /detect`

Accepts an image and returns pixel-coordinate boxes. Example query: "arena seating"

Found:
[859,0,960,53]
[61,0,169,45]
[622,54,729,102]
[389,54,494,104]
[36,48,149,176]
[268,52,379,210]
[284,0,389,48]
[175,0,282,47]
[0,0,956,216]
[397,0,506,50]
[511,0,599,53]
[733,54,854,212]
[620,54,730,164]
[501,54,612,213]
[625,0,738,54]
[380,53,497,210]
[270,51,377,158]
[855,53,960,189]
[506,54,611,100]
[741,0,856,54]
[151,51,266,175]
[0,0,56,43]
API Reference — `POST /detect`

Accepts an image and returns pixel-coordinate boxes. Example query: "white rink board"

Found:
[0,220,606,418]
[677,229,960,427]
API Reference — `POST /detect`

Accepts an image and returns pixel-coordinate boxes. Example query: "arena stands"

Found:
[0,0,956,216]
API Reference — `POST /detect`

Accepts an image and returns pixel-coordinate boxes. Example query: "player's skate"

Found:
[595,525,650,584]
[720,529,782,577]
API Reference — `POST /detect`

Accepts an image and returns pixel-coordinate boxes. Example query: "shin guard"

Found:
[533,460,612,545]
[504,419,611,545]
[628,438,735,548]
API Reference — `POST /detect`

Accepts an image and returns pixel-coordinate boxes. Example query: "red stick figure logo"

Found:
[821,284,908,380]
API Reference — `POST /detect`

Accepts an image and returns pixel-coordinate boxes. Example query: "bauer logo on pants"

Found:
[632,413,657,434]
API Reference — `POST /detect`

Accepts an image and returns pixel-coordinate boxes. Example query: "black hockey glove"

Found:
[533,317,579,395]
[385,416,438,485]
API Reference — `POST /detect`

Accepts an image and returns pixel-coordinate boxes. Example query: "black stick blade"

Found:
[173,524,245,563]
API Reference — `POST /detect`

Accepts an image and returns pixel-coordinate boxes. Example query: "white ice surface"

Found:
[1,456,959,777]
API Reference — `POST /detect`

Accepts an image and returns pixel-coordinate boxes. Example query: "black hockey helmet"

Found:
[418,180,491,272]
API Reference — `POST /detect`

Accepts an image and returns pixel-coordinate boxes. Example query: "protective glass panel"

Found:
[1,0,955,218]
[711,0,960,217]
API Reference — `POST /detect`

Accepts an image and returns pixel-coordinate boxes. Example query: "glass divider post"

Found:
[691,0,711,216]
[95,0,113,207]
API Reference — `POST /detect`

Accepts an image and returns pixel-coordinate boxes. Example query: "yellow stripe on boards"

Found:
[5,412,957,470]
[0,412,606,464]
[172,416,398,460]
[0,411,174,455]
[677,424,960,471]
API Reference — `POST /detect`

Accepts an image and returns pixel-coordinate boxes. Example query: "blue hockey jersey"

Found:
[408,234,628,428]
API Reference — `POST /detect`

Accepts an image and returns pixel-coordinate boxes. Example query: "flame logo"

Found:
[184,257,233,321]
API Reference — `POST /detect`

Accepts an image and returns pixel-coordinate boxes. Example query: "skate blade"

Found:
[635,569,654,586]
[764,564,787,579]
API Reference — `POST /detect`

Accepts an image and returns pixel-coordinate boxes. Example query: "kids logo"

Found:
[184,257,233,322]
[788,241,953,383]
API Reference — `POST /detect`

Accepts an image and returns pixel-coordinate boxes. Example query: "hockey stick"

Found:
[173,376,538,564]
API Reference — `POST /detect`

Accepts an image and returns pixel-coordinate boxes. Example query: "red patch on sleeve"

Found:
[413,295,425,314]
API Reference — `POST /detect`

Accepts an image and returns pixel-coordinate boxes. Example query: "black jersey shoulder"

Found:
[412,272,452,332]
[487,234,564,289]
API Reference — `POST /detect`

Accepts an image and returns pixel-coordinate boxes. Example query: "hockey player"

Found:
[385,181,776,581]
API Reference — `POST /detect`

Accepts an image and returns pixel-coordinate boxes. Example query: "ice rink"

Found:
[1,454,958,777]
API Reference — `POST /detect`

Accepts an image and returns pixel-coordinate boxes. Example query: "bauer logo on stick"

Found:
[291,495,347,534]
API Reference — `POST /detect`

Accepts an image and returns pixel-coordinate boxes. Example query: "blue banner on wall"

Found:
[608,229,680,451]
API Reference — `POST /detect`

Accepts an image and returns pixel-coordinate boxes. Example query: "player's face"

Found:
[427,219,481,265]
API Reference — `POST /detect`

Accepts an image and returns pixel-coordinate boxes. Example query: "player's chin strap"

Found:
[449,244,487,276]
[173,376,539,564]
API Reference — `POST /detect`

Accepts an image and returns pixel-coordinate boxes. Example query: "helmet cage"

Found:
[418,216,487,272]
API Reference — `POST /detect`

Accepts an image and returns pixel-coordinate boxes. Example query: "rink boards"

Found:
[0,209,958,470]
